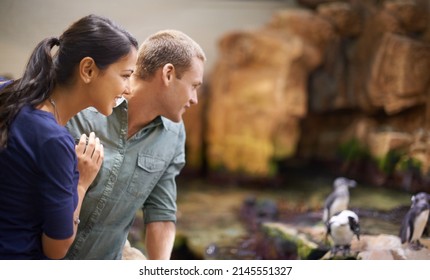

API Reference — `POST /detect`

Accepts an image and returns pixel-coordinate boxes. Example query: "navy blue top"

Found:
[0,105,79,259]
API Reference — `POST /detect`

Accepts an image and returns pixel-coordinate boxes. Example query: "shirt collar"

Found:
[114,96,127,108]
[115,96,179,133]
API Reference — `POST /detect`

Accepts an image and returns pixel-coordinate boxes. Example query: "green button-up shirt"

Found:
[65,98,185,259]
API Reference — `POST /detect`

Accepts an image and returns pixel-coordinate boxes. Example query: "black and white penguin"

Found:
[399,192,430,250]
[411,192,430,207]
[326,209,360,256]
[323,177,357,223]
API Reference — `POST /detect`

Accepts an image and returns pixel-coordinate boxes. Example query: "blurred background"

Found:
[0,0,294,78]
[2,0,430,260]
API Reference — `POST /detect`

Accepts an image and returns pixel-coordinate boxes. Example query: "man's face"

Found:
[164,57,204,122]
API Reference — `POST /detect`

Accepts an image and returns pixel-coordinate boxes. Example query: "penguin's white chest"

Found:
[330,222,355,246]
[412,209,429,241]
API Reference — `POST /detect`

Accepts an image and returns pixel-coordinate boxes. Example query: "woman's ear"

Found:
[162,63,175,85]
[79,57,98,83]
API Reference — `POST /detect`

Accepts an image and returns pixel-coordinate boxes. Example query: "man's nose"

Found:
[190,92,198,105]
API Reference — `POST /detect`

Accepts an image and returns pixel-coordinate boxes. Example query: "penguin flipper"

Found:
[348,216,360,240]
[400,210,415,244]
[323,193,337,222]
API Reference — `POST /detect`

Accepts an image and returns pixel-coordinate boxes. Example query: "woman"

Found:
[0,14,138,259]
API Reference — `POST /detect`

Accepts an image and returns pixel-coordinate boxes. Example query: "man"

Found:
[65,30,206,259]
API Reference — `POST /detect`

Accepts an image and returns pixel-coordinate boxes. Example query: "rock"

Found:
[367,131,413,159]
[409,130,430,174]
[261,222,430,260]
[317,2,362,37]
[181,0,430,190]
[357,235,430,260]
[357,250,397,260]
[368,33,430,114]
[206,30,303,175]
[122,240,147,260]
[383,0,428,33]
[267,8,336,68]
[296,0,344,10]
[349,10,404,113]
[260,222,327,260]
[357,234,402,251]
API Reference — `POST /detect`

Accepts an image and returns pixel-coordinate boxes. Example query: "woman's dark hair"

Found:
[0,14,138,148]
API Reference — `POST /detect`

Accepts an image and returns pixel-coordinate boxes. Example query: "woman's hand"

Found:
[75,132,104,192]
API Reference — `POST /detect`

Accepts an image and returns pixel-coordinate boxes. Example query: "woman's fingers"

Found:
[76,132,102,159]
[91,137,104,165]
[75,134,88,153]
[75,132,104,192]
[85,132,96,156]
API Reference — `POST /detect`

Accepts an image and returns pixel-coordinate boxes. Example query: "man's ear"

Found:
[162,63,175,85]
[79,57,98,83]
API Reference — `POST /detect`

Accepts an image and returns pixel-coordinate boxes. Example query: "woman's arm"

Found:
[42,132,104,259]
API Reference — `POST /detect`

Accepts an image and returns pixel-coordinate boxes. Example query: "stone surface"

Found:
[206,30,303,175]
[368,33,430,114]
[183,0,430,197]
[383,0,428,33]
[317,2,362,37]
[122,240,147,260]
[263,222,430,260]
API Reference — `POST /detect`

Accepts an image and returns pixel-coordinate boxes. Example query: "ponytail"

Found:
[0,37,59,149]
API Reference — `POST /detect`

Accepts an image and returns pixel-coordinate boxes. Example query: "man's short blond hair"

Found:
[135,30,206,80]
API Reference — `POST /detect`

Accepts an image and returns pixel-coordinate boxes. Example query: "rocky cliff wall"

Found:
[183,0,430,192]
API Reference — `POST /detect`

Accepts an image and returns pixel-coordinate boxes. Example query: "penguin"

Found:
[323,177,357,223]
[399,192,430,250]
[411,192,430,207]
[326,209,360,256]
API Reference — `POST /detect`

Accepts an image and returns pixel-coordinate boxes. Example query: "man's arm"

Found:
[142,121,186,260]
[145,221,176,259]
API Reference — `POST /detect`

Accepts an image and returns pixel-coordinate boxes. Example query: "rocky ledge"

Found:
[261,222,430,260]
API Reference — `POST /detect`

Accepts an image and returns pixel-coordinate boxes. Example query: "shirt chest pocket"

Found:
[127,155,166,198]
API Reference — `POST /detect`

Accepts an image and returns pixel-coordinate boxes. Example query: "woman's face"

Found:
[88,48,137,116]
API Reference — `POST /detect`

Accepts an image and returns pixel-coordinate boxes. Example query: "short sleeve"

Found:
[38,134,78,239]
[143,123,186,224]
